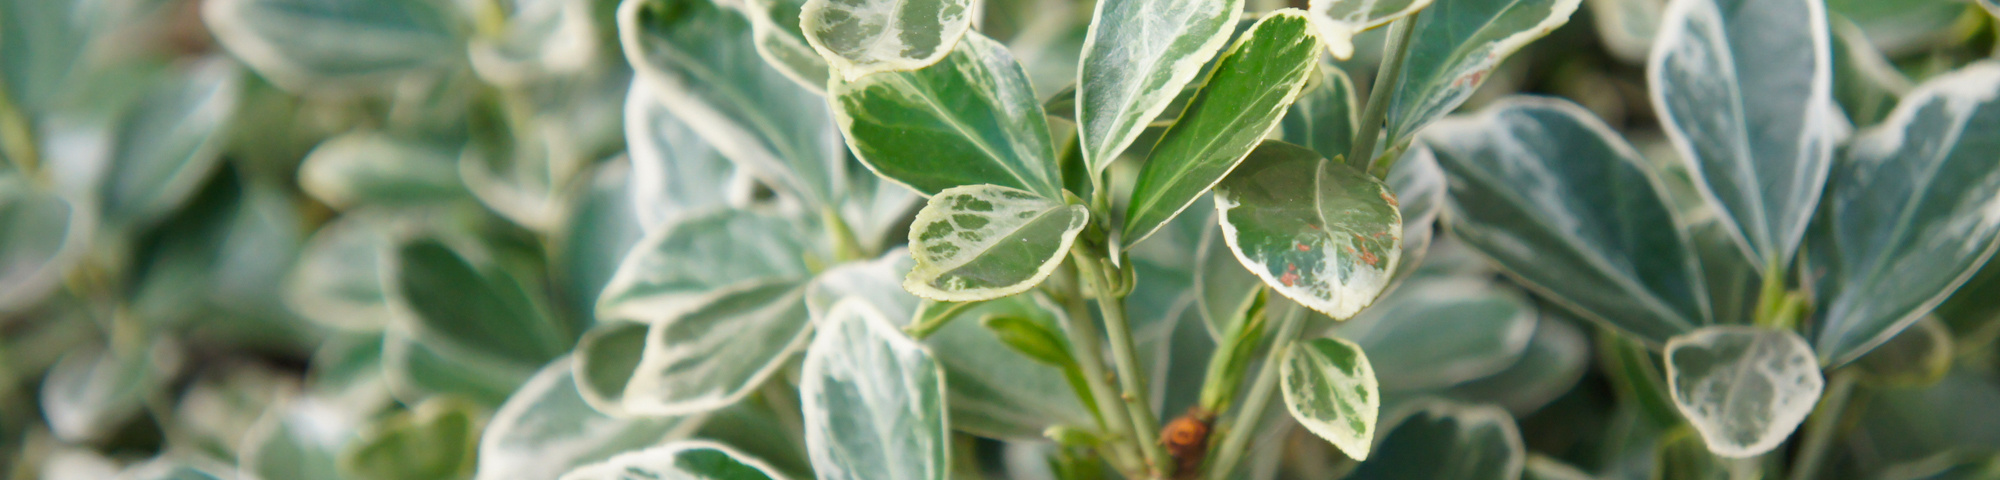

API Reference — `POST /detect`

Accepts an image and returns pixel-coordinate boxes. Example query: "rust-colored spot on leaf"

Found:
[1381,191,1399,207]
[1296,243,1311,252]
[1281,271,1300,287]
[1361,250,1379,267]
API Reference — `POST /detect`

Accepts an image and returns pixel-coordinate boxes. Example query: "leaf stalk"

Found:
[1350,18,1419,174]
[1073,247,1172,478]
[1202,301,1308,480]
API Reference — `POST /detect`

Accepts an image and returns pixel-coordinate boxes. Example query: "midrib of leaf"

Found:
[1830,105,1973,330]
[1656,2,1770,264]
[1132,51,1309,230]
[933,206,1069,273]
[885,73,1048,197]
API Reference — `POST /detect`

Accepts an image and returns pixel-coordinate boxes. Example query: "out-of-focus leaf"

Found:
[572,320,649,416]
[1214,141,1401,319]
[927,294,1096,439]
[800,0,975,80]
[1664,326,1823,458]
[828,32,1063,198]
[1338,276,1534,392]
[560,442,788,480]
[1346,400,1525,480]
[239,396,362,480]
[1853,316,1953,388]
[1281,336,1380,460]
[1383,0,1580,148]
[1650,0,1839,271]
[1194,219,1264,339]
[1425,98,1709,345]
[621,0,845,206]
[297,131,467,210]
[40,341,183,444]
[1825,0,1970,55]
[284,214,394,332]
[623,279,812,416]
[1124,11,1320,247]
[596,209,812,324]
[623,82,740,233]
[1522,454,1595,480]
[739,0,832,92]
[0,174,88,314]
[339,398,482,480]
[202,0,460,93]
[393,238,572,366]
[1830,17,1912,128]
[1074,0,1241,177]
[1936,256,2000,352]
[174,363,293,459]
[381,325,535,407]
[1383,145,1445,285]
[101,57,242,227]
[904,185,1087,302]
[1440,313,1590,416]
[1807,62,2000,365]
[801,299,950,480]
[560,161,648,322]
[477,357,696,480]
[1653,427,1745,480]
[1280,64,1358,168]
[1583,0,1664,63]
[1307,0,1431,59]
[469,0,600,86]
[114,457,234,480]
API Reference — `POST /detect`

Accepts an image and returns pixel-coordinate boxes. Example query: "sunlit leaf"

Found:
[596,209,813,324]
[904,185,1088,302]
[339,398,482,480]
[478,357,696,480]
[1664,326,1824,458]
[800,0,976,79]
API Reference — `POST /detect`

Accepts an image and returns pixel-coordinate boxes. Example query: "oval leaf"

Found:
[0,175,88,314]
[1280,64,1360,166]
[1649,0,1839,270]
[102,58,241,227]
[740,0,832,92]
[284,214,393,332]
[572,321,650,417]
[1383,0,1580,147]
[596,209,812,324]
[1308,0,1434,59]
[1075,0,1242,176]
[1664,326,1824,458]
[801,299,950,480]
[1215,141,1402,319]
[904,185,1088,302]
[1281,336,1381,460]
[625,279,813,416]
[829,32,1063,198]
[625,82,740,233]
[478,357,696,480]
[1337,276,1535,392]
[1123,10,1322,246]
[297,132,467,210]
[339,398,481,480]
[201,0,458,93]
[1808,62,2000,365]
[799,0,974,80]
[559,442,787,480]
[392,239,572,366]
[1424,97,1709,345]
[1346,400,1525,480]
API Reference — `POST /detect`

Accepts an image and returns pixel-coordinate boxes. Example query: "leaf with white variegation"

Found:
[801,299,950,480]
[800,0,974,80]
[624,280,813,416]
[1308,0,1433,59]
[1215,141,1402,320]
[1282,336,1381,460]
[1424,98,1709,345]
[0,174,87,314]
[1664,326,1824,458]
[739,0,831,92]
[1650,0,1839,271]
[829,32,1064,198]
[1345,400,1525,480]
[1384,0,1580,148]
[1075,0,1242,178]
[624,82,738,233]
[1281,64,1360,166]
[904,185,1088,302]
[478,357,695,480]
[558,442,786,480]
[201,0,459,92]
[1808,62,2000,365]
[596,209,812,325]
[1124,10,1322,247]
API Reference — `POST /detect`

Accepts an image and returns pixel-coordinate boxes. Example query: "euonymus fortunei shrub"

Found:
[2,0,1998,478]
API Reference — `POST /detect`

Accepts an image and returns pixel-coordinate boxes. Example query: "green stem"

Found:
[819,206,870,263]
[1787,370,1857,480]
[1204,302,1308,480]
[1350,18,1419,173]
[1055,262,1148,476]
[1197,289,1269,413]
[904,301,978,339]
[0,83,40,176]
[1073,248,1171,478]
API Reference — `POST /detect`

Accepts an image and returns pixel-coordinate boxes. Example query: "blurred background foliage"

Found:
[0,0,1995,478]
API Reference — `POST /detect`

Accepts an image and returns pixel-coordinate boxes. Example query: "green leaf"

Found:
[201,0,460,93]
[1649,0,1839,271]
[1337,276,1534,392]
[1852,316,1953,388]
[478,357,697,480]
[1280,64,1360,166]
[239,398,356,480]
[560,442,789,480]
[572,320,650,416]
[297,131,467,210]
[596,209,812,324]
[0,174,87,314]
[828,32,1063,198]
[1807,62,2000,365]
[1346,400,1525,480]
[925,294,1096,439]
[1522,455,1595,480]
[1581,0,1663,62]
[1652,427,1742,480]
[393,238,572,366]
[1123,10,1321,246]
[102,58,242,227]
[1214,141,1401,319]
[1440,313,1591,415]
[621,0,845,206]
[1664,326,1824,458]
[800,0,975,80]
[808,250,921,321]
[340,398,482,480]
[381,327,536,407]
[624,82,741,232]
[1280,336,1381,460]
[800,299,950,480]
[1383,0,1580,147]
[1424,97,1709,345]
[561,162,650,322]
[739,0,832,92]
[40,342,182,443]
[1074,0,1242,176]
[1383,145,1446,283]
[1307,0,1433,59]
[284,214,393,332]
[904,185,1088,302]
[1830,17,1912,128]
[624,279,813,416]
[467,0,601,85]
[116,458,232,480]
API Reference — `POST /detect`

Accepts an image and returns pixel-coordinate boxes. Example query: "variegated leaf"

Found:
[800,0,975,79]
[1281,336,1381,460]
[904,185,1089,302]
[1308,0,1433,59]
[1215,141,1402,320]
[1665,326,1824,458]
[801,299,950,480]
[1075,0,1242,177]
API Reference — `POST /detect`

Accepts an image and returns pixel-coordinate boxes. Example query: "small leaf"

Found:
[1281,336,1381,460]
[479,357,699,480]
[621,0,846,206]
[904,185,1089,302]
[829,32,1064,198]
[1664,326,1824,458]
[740,0,833,92]
[393,239,572,366]
[1215,141,1402,319]
[284,214,393,332]
[1123,10,1321,246]
[559,442,788,480]
[381,327,536,407]
[624,81,738,233]
[801,299,950,480]
[0,174,87,314]
[1807,62,2000,365]
[102,57,242,227]
[1425,97,1709,345]
[933,295,1096,439]
[339,398,482,480]
[1649,0,1839,271]
[1346,400,1525,480]
[1307,0,1433,59]
[596,209,812,324]
[1384,0,1580,147]
[800,0,975,79]
[201,0,459,92]
[624,279,813,416]
[41,342,183,443]
[1075,0,1242,176]
[297,131,467,210]
[981,315,1075,368]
